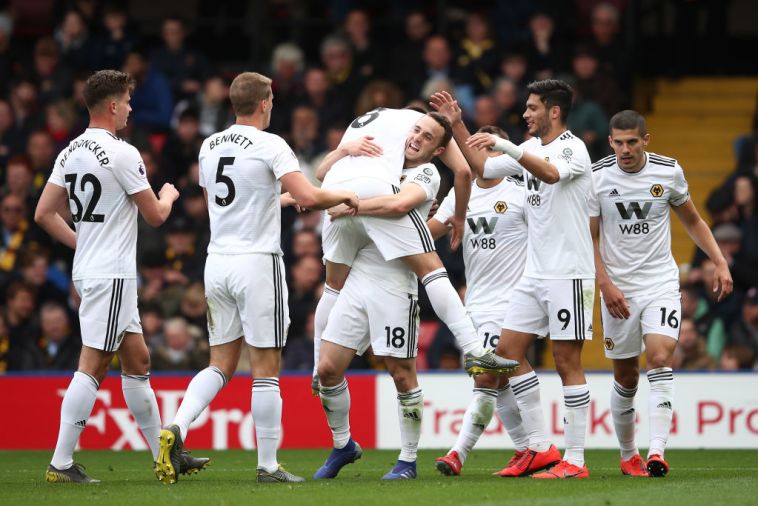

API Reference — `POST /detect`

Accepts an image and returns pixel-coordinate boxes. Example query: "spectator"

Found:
[472,94,501,130]
[390,10,432,95]
[491,77,526,143]
[733,175,758,259]
[0,14,14,98]
[178,282,207,334]
[712,222,758,291]
[31,36,74,104]
[287,255,322,338]
[587,2,630,92]
[0,100,26,166]
[26,130,56,191]
[570,45,620,117]
[0,312,9,372]
[694,259,742,362]
[3,155,36,213]
[173,75,233,138]
[91,2,136,70]
[0,194,44,273]
[408,35,474,114]
[567,92,609,161]
[45,100,78,152]
[122,45,174,132]
[151,317,208,371]
[720,344,756,371]
[283,308,316,371]
[160,107,203,186]
[151,16,211,101]
[11,247,68,308]
[36,302,80,370]
[454,11,499,95]
[10,80,44,135]
[288,104,321,172]
[320,35,365,113]
[299,67,349,137]
[288,229,321,265]
[727,286,758,365]
[178,184,209,252]
[354,79,403,117]
[343,9,385,80]
[672,317,715,370]
[498,49,530,98]
[55,9,93,71]
[525,11,569,77]
[3,281,39,370]
[163,216,204,286]
[139,302,164,352]
[269,43,305,135]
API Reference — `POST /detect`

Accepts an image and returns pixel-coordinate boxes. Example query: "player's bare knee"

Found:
[647,350,674,370]
[612,358,640,388]
[474,373,500,389]
[317,361,343,386]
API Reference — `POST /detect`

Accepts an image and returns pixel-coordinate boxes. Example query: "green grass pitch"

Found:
[2,449,757,506]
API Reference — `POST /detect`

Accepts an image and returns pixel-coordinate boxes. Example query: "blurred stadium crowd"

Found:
[0,0,755,374]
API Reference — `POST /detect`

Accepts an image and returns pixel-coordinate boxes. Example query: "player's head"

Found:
[608,110,650,171]
[523,79,573,137]
[477,125,508,158]
[83,70,134,129]
[405,112,452,166]
[230,72,273,128]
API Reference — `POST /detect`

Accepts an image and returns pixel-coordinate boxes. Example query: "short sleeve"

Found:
[483,154,522,179]
[587,171,600,217]
[669,163,690,207]
[554,143,588,181]
[432,188,455,225]
[48,153,66,187]
[407,164,440,201]
[269,135,301,179]
[114,145,151,195]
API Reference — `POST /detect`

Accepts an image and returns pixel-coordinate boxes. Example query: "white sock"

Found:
[647,367,674,458]
[122,374,162,460]
[173,366,227,441]
[313,284,339,376]
[496,383,529,451]
[421,268,480,355]
[452,388,496,463]
[563,384,590,467]
[611,381,638,460]
[51,372,99,469]
[319,378,351,449]
[510,371,550,452]
[397,388,424,462]
[252,378,282,472]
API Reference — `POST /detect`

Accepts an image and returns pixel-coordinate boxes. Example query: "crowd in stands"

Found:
[0,1,755,374]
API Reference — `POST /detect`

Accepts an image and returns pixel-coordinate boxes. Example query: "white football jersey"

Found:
[322,108,423,186]
[199,124,300,255]
[48,128,150,280]
[588,152,690,297]
[483,131,594,279]
[433,176,527,313]
[350,163,440,295]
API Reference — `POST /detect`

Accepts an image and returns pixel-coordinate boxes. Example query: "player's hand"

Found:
[341,136,383,157]
[429,91,462,125]
[159,183,180,202]
[343,191,359,210]
[328,203,351,220]
[427,198,439,219]
[466,132,497,151]
[446,215,464,250]
[280,192,303,212]
[600,282,630,319]
[713,261,733,302]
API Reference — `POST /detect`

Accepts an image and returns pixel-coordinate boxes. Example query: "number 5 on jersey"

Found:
[215,157,236,206]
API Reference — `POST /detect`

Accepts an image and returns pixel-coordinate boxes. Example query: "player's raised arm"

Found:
[132,183,180,227]
[467,133,560,184]
[673,199,733,301]
[34,182,77,249]
[281,171,359,210]
[431,91,488,177]
[314,135,384,182]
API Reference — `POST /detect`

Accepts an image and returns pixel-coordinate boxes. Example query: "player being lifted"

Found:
[154,72,358,485]
[589,110,732,477]
[456,79,595,479]
[35,70,207,483]
[313,114,447,481]
[314,107,518,384]
[426,119,530,475]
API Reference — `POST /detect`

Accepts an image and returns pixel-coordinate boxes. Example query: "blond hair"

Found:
[229,72,272,116]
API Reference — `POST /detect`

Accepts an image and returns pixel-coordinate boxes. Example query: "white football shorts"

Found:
[601,288,681,359]
[501,276,595,340]
[322,273,419,359]
[470,310,506,351]
[204,252,289,348]
[75,278,141,352]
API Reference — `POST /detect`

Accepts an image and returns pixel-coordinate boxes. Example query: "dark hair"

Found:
[526,79,574,123]
[83,70,134,111]
[427,111,453,148]
[6,280,36,301]
[477,125,508,139]
[609,109,647,136]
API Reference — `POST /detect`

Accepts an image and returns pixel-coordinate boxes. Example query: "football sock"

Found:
[647,367,674,458]
[313,284,339,376]
[51,371,99,470]
[397,388,424,462]
[122,374,161,460]
[252,378,282,472]
[319,378,351,449]
[496,383,529,451]
[420,268,480,355]
[173,366,227,441]
[510,371,551,452]
[563,384,590,467]
[611,381,639,460]
[452,388,496,463]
